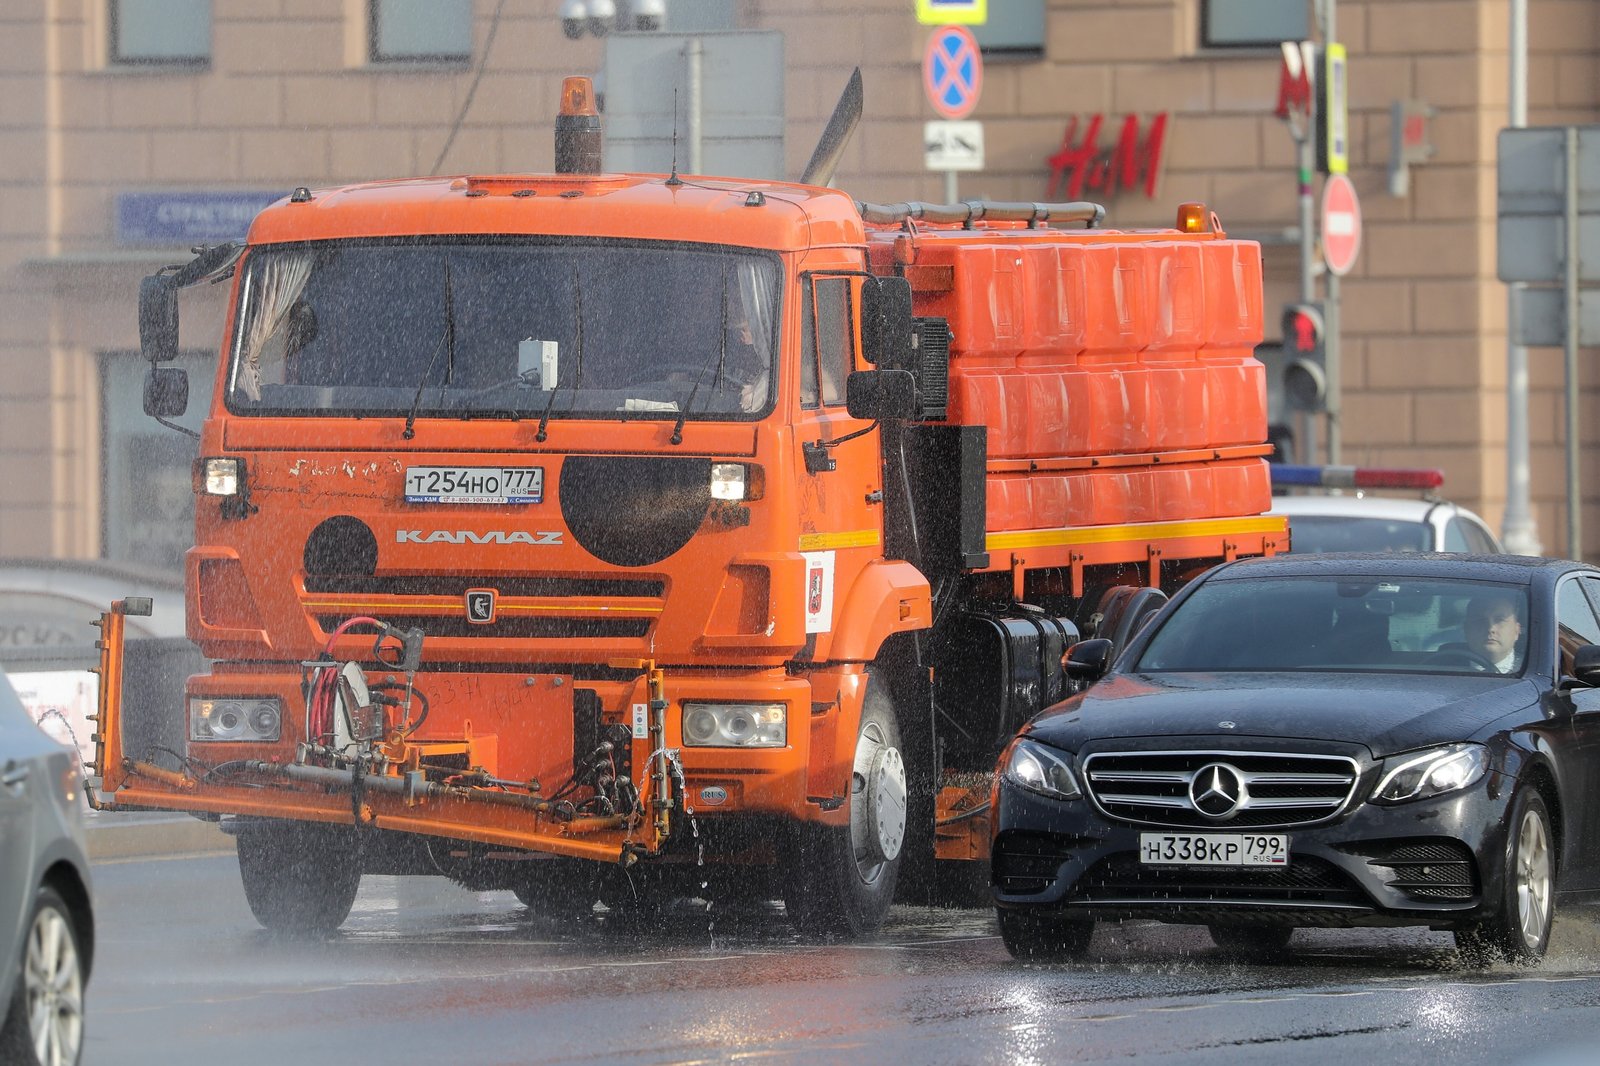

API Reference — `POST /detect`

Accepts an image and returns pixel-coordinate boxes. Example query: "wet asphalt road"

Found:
[83,853,1600,1066]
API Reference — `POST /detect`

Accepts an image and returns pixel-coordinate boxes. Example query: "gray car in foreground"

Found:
[1,673,93,1066]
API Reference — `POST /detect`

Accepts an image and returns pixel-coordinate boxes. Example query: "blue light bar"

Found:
[1270,465,1444,490]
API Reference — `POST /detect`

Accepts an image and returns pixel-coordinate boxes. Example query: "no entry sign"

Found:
[923,25,982,121]
[1322,173,1362,276]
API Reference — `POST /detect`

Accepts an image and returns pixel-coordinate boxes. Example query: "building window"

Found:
[973,0,1045,57]
[1201,0,1309,49]
[369,0,473,63]
[109,0,211,65]
[101,351,212,570]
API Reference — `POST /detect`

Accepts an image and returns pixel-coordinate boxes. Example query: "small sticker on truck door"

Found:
[802,550,835,634]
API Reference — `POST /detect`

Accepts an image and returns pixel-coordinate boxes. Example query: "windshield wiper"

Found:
[537,268,585,443]
[670,271,732,445]
[402,259,455,440]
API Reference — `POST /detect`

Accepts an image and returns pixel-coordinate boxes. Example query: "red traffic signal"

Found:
[1281,302,1326,411]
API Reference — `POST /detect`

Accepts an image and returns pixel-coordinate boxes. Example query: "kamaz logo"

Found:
[396,530,563,545]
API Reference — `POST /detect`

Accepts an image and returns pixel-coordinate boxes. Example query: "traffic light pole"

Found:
[1297,126,1319,464]
[1320,0,1340,464]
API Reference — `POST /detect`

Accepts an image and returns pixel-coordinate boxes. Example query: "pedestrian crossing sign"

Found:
[916,0,986,26]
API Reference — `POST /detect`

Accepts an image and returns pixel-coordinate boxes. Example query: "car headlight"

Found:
[1001,737,1082,801]
[1372,742,1487,803]
[681,702,786,747]
[190,697,281,742]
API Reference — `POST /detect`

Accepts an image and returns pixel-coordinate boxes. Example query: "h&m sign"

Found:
[1045,113,1169,202]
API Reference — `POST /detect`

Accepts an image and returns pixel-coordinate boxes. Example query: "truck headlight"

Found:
[1001,737,1082,801]
[191,697,281,742]
[710,463,747,501]
[681,702,786,747]
[203,457,242,496]
[1372,743,1487,803]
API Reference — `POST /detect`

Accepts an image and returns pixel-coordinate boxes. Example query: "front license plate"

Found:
[1139,832,1289,867]
[404,466,543,504]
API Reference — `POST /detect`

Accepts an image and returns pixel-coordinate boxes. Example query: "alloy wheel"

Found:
[1515,805,1553,951]
[24,902,83,1066]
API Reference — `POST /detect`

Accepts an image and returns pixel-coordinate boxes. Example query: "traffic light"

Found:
[1281,302,1326,412]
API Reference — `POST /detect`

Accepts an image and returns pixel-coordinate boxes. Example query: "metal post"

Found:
[1321,0,1340,464]
[1564,125,1582,558]
[944,169,958,204]
[1298,99,1319,464]
[685,37,703,174]
[1503,0,1542,555]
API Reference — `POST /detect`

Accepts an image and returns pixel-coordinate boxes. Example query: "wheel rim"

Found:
[24,904,83,1066]
[849,718,907,885]
[1515,806,1552,950]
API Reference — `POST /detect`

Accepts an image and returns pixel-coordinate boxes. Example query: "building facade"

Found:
[0,0,1596,606]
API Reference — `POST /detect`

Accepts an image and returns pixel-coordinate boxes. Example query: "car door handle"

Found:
[1,762,29,789]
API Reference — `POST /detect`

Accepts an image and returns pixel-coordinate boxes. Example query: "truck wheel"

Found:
[1455,787,1555,965]
[513,859,599,923]
[0,885,86,1066]
[784,682,906,938]
[997,906,1093,962]
[236,822,362,935]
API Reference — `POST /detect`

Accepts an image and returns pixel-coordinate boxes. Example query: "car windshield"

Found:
[1285,515,1432,553]
[1133,575,1530,675]
[224,239,779,421]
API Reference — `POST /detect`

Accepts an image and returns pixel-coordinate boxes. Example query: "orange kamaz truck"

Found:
[91,76,1285,937]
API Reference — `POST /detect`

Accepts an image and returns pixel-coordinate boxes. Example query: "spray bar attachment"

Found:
[855,199,1106,228]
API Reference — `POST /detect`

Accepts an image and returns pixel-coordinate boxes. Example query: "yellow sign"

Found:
[916,0,986,26]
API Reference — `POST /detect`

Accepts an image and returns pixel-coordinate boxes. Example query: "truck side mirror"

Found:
[1063,638,1116,684]
[139,275,179,364]
[860,276,913,368]
[143,365,189,418]
[846,369,917,421]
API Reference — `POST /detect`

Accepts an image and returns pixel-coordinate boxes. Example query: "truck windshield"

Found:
[224,238,779,421]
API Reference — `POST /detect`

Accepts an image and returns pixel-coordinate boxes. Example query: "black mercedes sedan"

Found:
[992,553,1600,965]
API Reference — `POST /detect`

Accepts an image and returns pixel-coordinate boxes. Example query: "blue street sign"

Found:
[923,25,983,121]
[116,190,286,246]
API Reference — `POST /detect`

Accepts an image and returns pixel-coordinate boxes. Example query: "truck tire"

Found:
[236,821,362,935]
[784,681,905,938]
[512,859,599,924]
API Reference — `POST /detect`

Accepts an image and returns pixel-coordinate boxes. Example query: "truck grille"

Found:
[300,574,664,646]
[1081,750,1361,829]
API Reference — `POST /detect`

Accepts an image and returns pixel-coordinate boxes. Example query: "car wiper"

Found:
[536,268,585,443]
[670,272,732,445]
[402,259,454,440]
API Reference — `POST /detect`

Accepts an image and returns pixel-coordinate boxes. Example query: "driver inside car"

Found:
[1458,591,1523,673]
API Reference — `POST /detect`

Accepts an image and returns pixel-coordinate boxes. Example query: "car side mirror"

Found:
[859,275,913,368]
[139,274,179,364]
[143,365,189,418]
[845,369,917,421]
[1572,644,1600,687]
[1063,638,1116,684]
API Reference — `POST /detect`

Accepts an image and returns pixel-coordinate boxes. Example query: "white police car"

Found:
[1271,465,1504,554]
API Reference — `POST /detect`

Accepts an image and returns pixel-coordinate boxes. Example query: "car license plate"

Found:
[404,466,542,504]
[1138,832,1289,867]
